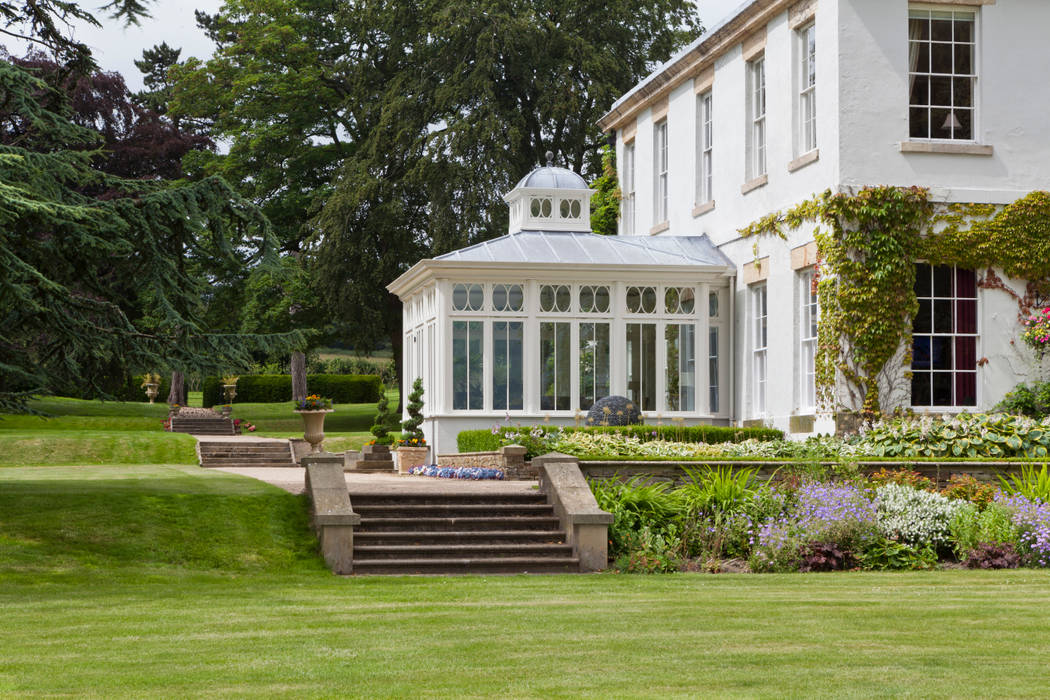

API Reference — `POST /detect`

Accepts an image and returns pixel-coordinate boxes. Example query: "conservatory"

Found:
[387,156,736,455]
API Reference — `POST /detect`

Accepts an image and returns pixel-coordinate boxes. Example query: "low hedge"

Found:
[202,374,383,407]
[57,374,176,403]
[456,424,784,454]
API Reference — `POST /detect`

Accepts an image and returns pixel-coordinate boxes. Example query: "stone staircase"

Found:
[198,440,297,469]
[171,414,235,436]
[349,491,579,575]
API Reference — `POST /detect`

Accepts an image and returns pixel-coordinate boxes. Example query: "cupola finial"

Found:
[545,150,554,167]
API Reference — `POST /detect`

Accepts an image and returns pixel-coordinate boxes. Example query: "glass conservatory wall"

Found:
[441,278,728,418]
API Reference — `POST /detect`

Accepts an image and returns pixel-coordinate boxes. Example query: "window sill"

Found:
[899,141,994,156]
[692,200,715,218]
[649,220,670,235]
[787,149,819,172]
[741,174,768,195]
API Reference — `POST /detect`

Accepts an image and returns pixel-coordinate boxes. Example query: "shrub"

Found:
[615,525,683,574]
[941,474,996,509]
[949,502,1020,559]
[799,541,856,572]
[400,377,425,443]
[964,542,1022,569]
[867,467,933,491]
[750,480,877,572]
[994,381,1050,419]
[585,395,643,426]
[306,354,396,384]
[858,538,937,571]
[874,483,969,548]
[856,412,1050,459]
[999,463,1050,503]
[202,374,382,406]
[589,476,683,559]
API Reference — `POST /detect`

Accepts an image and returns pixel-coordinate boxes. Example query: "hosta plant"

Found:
[857,412,1050,459]
[858,537,937,571]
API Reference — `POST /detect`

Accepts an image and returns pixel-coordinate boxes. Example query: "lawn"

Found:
[0,392,400,466]
[2,464,1050,697]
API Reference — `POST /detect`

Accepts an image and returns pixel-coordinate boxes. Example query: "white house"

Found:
[600,0,1050,434]
[391,0,1050,452]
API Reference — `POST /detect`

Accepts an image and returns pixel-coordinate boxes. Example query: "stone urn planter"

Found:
[295,409,334,454]
[223,384,237,403]
[396,445,430,474]
[143,382,159,404]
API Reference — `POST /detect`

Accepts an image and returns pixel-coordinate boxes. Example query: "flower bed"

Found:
[590,463,1050,574]
[409,465,505,480]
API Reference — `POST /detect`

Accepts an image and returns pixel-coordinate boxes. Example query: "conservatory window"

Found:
[540,322,571,411]
[452,283,484,311]
[697,91,713,205]
[911,264,977,407]
[709,326,720,414]
[752,285,768,415]
[626,323,657,412]
[709,290,720,414]
[626,286,657,314]
[579,322,611,411]
[492,321,523,411]
[622,143,636,235]
[492,283,523,312]
[653,120,668,224]
[799,269,819,412]
[908,8,976,141]
[665,287,696,314]
[798,22,817,154]
[539,284,571,313]
[559,199,582,219]
[579,285,610,313]
[665,324,696,411]
[530,197,553,218]
[452,320,484,410]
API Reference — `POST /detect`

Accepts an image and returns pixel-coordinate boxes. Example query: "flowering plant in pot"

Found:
[294,395,333,453]
[1022,308,1050,355]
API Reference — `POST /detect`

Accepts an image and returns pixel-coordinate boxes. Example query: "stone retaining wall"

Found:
[437,445,536,480]
[579,460,1037,487]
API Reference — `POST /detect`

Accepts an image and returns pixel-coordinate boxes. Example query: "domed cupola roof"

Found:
[515,152,589,190]
[503,151,594,234]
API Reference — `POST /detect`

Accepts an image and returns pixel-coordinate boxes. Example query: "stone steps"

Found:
[349,491,578,575]
[172,416,236,436]
[198,441,296,469]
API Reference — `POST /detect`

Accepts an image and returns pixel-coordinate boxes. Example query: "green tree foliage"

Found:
[400,377,425,443]
[589,145,619,235]
[0,51,302,412]
[169,0,699,405]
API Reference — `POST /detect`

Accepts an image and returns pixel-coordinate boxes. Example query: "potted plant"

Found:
[141,372,161,404]
[222,374,239,403]
[396,378,429,473]
[294,394,334,453]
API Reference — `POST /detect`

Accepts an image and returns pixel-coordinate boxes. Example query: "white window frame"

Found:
[696,92,713,205]
[751,284,767,416]
[653,120,668,225]
[798,269,819,413]
[622,142,636,235]
[797,23,817,155]
[911,264,979,409]
[908,6,978,142]
[747,58,767,180]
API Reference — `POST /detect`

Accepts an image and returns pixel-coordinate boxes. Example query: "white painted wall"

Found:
[614,0,1050,433]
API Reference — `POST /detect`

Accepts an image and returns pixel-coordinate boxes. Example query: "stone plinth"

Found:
[351,443,395,472]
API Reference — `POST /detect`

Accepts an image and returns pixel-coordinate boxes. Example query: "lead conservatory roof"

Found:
[434,230,733,268]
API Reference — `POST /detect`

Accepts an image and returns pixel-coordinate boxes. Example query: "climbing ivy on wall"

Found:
[740,187,1050,417]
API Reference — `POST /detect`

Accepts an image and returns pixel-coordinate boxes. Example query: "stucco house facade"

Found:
[391,0,1050,453]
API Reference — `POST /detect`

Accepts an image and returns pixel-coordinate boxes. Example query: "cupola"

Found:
[503,151,594,234]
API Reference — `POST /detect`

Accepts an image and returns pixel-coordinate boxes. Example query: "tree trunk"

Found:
[167,371,185,405]
[390,327,403,416]
[291,351,307,401]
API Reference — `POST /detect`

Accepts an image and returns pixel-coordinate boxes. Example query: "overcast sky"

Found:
[4,0,744,91]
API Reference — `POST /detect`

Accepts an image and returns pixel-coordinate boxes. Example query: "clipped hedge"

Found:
[57,374,176,403]
[456,424,784,454]
[202,374,383,407]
